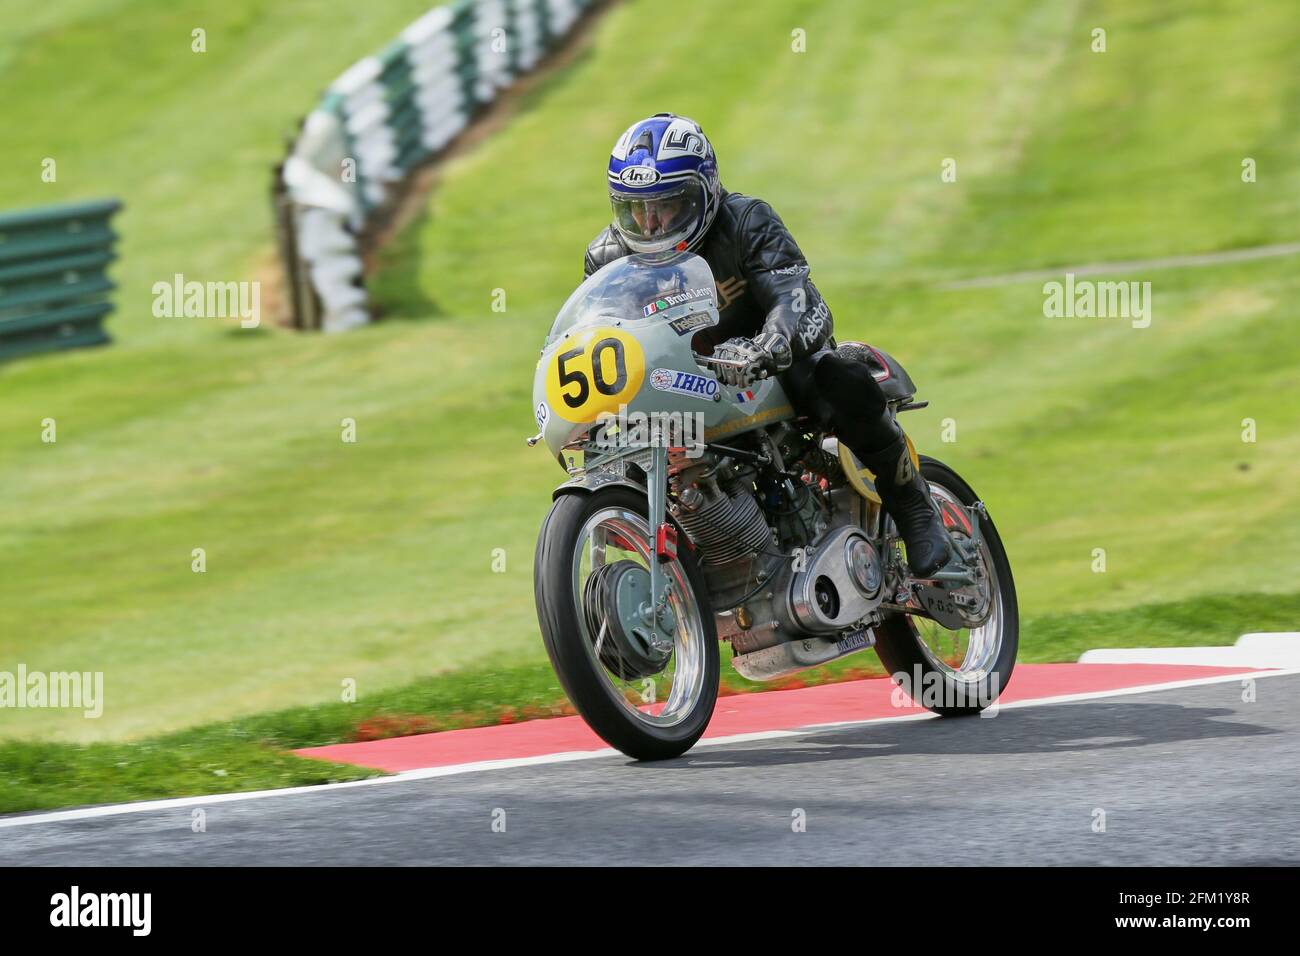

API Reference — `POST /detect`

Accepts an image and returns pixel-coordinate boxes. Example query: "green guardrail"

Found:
[0,199,122,361]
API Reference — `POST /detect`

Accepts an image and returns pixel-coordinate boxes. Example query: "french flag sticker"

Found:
[736,389,755,403]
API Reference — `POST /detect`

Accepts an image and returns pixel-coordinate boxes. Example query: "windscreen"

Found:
[546,251,717,344]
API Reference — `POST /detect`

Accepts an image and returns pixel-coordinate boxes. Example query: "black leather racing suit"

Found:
[583,189,897,458]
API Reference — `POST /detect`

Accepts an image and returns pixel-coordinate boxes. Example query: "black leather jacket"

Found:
[583,190,833,360]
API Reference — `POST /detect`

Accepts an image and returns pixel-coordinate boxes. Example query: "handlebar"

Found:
[695,353,771,385]
[695,354,748,369]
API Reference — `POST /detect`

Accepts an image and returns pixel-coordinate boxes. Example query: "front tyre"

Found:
[874,456,1018,715]
[534,487,719,760]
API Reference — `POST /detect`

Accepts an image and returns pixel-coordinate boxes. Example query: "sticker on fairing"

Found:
[650,367,718,400]
[642,287,714,317]
[667,312,715,336]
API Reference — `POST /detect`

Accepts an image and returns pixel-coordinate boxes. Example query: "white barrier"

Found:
[278,0,593,331]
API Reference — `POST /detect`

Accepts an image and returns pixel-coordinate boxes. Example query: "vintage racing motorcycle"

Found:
[530,252,1017,760]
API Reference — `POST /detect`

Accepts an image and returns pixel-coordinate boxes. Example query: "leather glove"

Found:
[713,333,792,387]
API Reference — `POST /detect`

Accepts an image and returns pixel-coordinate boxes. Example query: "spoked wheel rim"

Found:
[570,507,708,728]
[909,484,1005,683]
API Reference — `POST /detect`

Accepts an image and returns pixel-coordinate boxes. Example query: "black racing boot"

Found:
[857,429,952,578]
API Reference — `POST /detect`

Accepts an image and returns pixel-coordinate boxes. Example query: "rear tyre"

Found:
[534,486,719,760]
[873,456,1018,715]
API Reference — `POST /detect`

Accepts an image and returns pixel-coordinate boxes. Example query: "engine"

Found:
[668,436,887,681]
[671,465,772,567]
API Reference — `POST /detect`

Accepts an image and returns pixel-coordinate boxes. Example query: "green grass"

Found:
[1,0,1298,767]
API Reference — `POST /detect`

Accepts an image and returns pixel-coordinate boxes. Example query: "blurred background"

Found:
[0,0,1296,782]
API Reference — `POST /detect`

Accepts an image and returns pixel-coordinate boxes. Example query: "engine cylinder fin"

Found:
[675,482,773,566]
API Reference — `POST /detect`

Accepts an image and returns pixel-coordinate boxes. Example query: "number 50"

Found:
[555,337,628,409]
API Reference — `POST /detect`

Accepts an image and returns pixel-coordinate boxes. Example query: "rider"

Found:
[584,113,951,577]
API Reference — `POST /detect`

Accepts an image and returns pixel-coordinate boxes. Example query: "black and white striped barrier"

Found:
[277,0,593,331]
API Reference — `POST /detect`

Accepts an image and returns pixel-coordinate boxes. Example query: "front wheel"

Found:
[874,456,1018,715]
[534,486,719,760]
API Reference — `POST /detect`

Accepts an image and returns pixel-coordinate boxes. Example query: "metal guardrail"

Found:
[274,0,595,331]
[0,199,122,360]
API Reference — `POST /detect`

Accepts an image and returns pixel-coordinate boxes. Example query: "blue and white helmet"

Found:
[607,113,721,254]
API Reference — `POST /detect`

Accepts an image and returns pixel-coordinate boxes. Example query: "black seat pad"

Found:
[836,341,917,403]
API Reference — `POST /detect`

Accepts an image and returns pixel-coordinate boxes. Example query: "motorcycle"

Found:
[529,252,1017,760]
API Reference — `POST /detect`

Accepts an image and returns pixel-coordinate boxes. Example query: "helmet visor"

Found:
[610,182,703,249]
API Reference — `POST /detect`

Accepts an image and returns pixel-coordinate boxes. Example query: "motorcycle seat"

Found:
[836,341,917,403]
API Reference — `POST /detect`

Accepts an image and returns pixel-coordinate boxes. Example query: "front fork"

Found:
[640,445,677,646]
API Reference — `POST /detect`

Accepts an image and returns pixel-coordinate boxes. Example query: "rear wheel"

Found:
[534,486,719,760]
[873,457,1018,714]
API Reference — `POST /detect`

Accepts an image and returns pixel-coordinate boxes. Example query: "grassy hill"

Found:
[1,0,1298,749]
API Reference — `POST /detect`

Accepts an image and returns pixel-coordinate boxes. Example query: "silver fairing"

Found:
[533,252,796,469]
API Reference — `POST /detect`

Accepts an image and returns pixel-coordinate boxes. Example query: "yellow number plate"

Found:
[545,328,646,423]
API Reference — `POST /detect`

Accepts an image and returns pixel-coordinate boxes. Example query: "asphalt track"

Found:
[2,667,1297,866]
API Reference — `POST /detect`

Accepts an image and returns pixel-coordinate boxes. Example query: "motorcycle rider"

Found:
[584,113,951,577]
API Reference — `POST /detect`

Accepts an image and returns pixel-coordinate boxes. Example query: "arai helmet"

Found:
[607,113,721,254]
